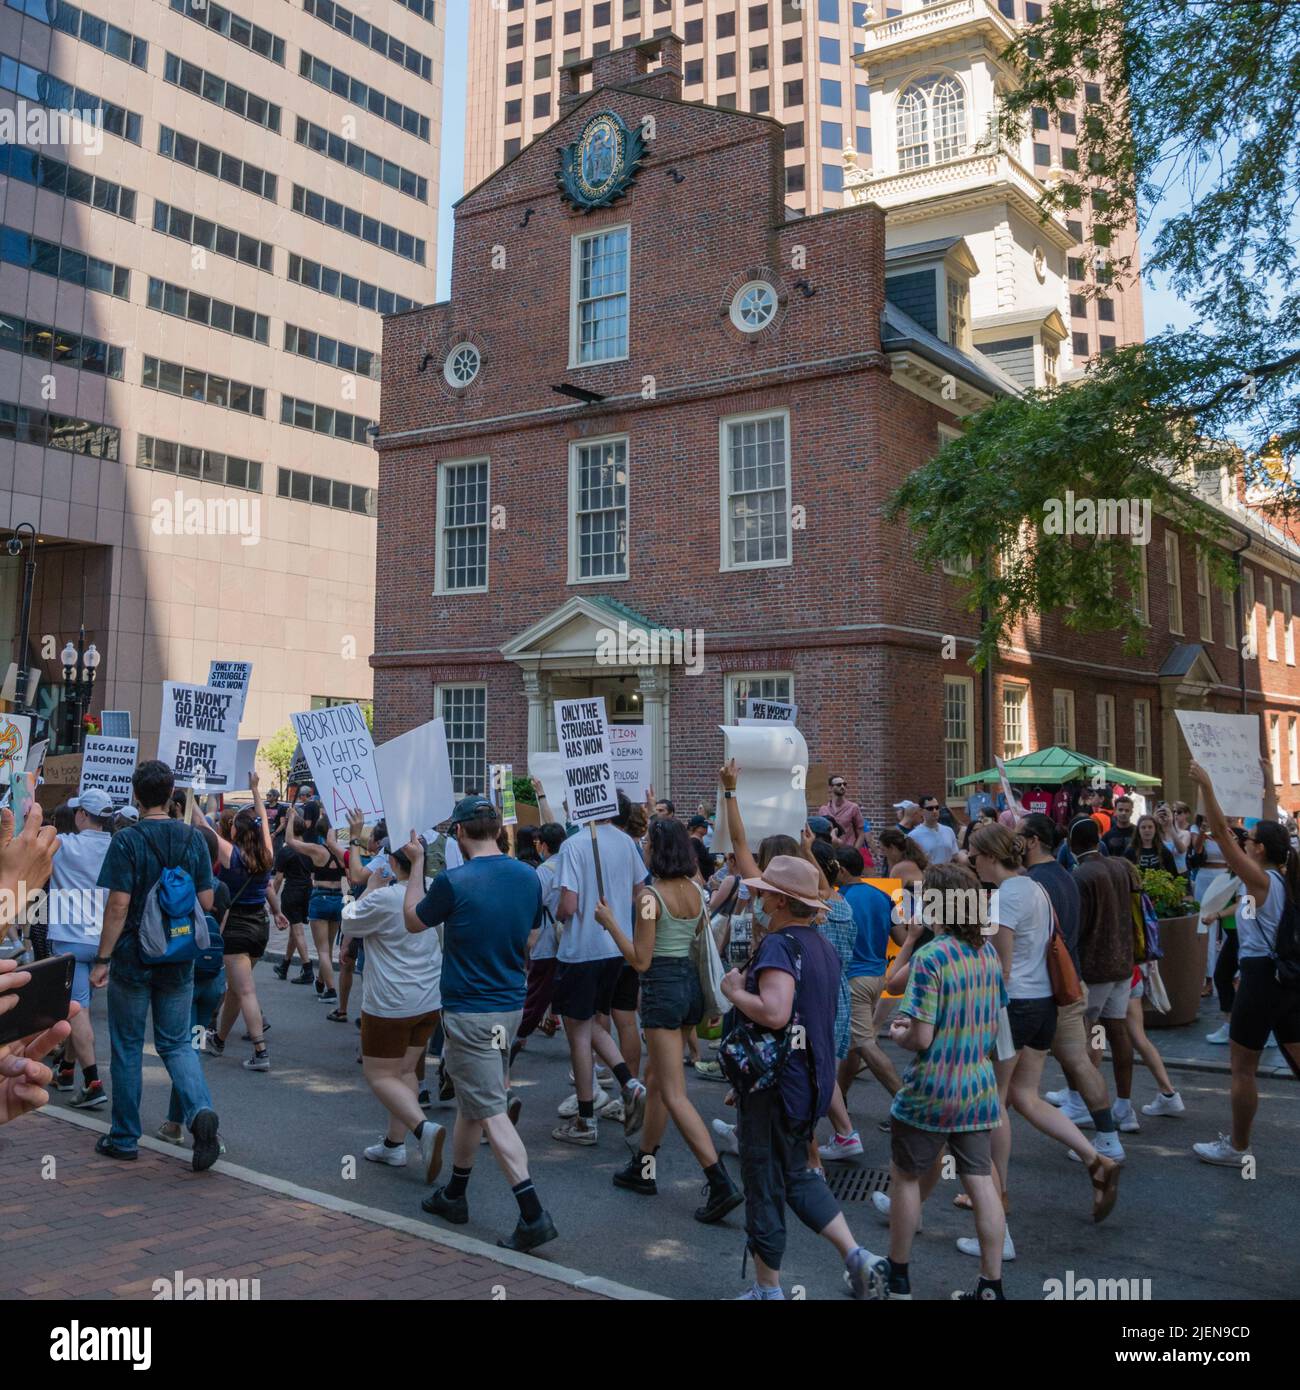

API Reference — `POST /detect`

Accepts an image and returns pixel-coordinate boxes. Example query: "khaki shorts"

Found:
[1086,978,1132,1022]
[849,974,885,1052]
[360,1009,439,1060]
[442,1009,522,1120]
[890,1117,993,1177]
[1052,996,1089,1056]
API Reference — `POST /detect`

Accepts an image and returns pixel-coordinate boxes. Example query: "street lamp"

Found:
[5,523,37,713]
[60,627,101,750]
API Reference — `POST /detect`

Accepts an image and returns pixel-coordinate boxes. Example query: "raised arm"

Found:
[249,771,273,864]
[1186,761,1270,899]
[529,776,556,826]
[344,808,370,886]
[797,826,831,898]
[719,759,760,882]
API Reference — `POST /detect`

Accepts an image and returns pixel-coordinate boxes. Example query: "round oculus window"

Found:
[730,281,779,333]
[444,342,481,387]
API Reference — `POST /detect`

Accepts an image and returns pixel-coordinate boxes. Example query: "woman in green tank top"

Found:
[596,818,742,1224]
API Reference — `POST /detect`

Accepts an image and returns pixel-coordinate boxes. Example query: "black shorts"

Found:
[1230,957,1300,1050]
[640,957,704,1031]
[1007,996,1057,1051]
[222,902,271,961]
[281,884,311,926]
[553,957,623,1022]
[611,961,640,1014]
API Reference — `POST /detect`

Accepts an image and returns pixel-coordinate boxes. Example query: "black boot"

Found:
[694,1162,743,1224]
[612,1153,658,1196]
[291,962,314,985]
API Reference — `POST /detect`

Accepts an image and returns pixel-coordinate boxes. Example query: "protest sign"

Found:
[207,661,253,722]
[373,718,454,839]
[609,724,652,803]
[993,755,1020,814]
[234,739,258,791]
[554,698,617,824]
[490,764,518,825]
[711,723,810,854]
[291,703,383,821]
[1176,711,1264,819]
[288,744,312,788]
[0,713,31,775]
[100,710,132,738]
[78,736,138,806]
[528,751,569,820]
[158,683,239,790]
[743,697,798,724]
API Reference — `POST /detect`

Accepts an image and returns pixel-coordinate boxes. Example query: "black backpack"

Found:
[1271,873,1300,990]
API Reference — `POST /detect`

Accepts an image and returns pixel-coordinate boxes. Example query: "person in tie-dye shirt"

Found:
[869,863,1009,1301]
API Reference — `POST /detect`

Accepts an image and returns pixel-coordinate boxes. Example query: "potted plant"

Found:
[1138,867,1206,1029]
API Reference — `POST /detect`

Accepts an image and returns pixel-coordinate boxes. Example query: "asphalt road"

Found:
[60,962,1300,1302]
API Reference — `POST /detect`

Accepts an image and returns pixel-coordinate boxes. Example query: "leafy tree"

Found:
[263,724,298,785]
[887,0,1300,667]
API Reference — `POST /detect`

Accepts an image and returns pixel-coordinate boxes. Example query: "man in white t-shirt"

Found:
[47,789,115,1108]
[908,796,961,865]
[552,801,649,1146]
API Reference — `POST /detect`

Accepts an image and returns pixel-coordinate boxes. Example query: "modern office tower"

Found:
[0,0,443,751]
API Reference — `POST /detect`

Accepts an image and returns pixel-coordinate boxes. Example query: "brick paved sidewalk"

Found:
[0,1111,614,1301]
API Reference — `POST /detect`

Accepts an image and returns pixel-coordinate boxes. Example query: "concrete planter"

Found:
[1143,913,1207,1029]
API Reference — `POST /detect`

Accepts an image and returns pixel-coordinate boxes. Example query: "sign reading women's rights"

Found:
[207,660,253,722]
[1176,710,1265,818]
[554,698,617,823]
[158,683,239,789]
[291,702,383,821]
[79,736,138,806]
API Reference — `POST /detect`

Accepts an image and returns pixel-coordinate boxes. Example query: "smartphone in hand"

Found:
[0,954,74,1048]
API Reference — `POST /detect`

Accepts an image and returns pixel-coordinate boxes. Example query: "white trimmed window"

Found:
[1001,682,1029,759]
[944,675,974,800]
[730,281,778,333]
[569,436,628,582]
[1052,688,1075,747]
[1221,578,1236,649]
[1269,712,1282,782]
[726,672,792,725]
[896,73,965,171]
[1289,715,1299,784]
[1286,585,1295,665]
[1133,698,1151,775]
[1133,544,1149,625]
[720,409,791,571]
[1243,566,1257,657]
[1196,548,1213,641]
[437,684,487,795]
[1164,531,1183,635]
[942,553,974,577]
[571,225,629,365]
[1264,575,1277,661]
[435,459,489,593]
[1096,693,1115,764]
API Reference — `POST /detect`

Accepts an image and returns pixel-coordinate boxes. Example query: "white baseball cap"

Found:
[69,789,114,817]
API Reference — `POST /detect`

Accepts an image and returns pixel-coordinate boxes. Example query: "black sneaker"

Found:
[94,1135,137,1161]
[191,1109,221,1172]
[612,1155,657,1196]
[317,988,338,1004]
[437,1069,456,1103]
[314,979,326,997]
[291,966,315,985]
[952,1282,1007,1301]
[498,1211,558,1253]
[272,961,290,981]
[694,1172,743,1224]
[421,1185,469,1225]
[418,1089,432,1110]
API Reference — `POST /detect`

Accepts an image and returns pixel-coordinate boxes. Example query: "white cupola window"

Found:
[897,74,966,171]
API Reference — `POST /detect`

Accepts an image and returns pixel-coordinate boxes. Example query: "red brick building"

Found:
[375,34,1300,826]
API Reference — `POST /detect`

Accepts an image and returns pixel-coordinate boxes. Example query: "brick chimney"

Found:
[559,32,683,117]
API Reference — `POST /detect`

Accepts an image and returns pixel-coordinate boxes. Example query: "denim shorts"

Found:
[309,889,345,922]
[1007,995,1057,1051]
[640,956,705,1031]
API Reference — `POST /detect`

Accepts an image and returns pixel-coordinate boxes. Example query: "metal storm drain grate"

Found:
[822,1166,891,1202]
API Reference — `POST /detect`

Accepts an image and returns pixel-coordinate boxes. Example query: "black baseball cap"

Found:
[449,795,496,824]
[688,815,709,830]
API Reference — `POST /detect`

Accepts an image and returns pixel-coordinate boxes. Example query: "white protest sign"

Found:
[100,709,132,738]
[554,697,617,824]
[208,661,253,722]
[993,754,1021,814]
[711,723,810,854]
[78,736,138,806]
[234,739,259,791]
[0,713,31,775]
[374,719,454,839]
[1176,711,1264,819]
[158,683,239,790]
[528,751,569,820]
[744,697,798,724]
[291,703,383,821]
[609,724,652,803]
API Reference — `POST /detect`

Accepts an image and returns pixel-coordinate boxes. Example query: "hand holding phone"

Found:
[0,956,76,1126]
[0,954,74,1048]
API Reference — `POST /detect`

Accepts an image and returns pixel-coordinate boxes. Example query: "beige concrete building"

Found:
[465,0,1140,362]
[0,0,443,756]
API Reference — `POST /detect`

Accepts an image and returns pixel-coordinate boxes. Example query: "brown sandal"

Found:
[1087,1154,1120,1223]
[953,1193,973,1210]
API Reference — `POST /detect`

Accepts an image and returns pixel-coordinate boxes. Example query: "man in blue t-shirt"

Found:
[403,796,555,1253]
[91,760,221,1171]
[836,848,903,1125]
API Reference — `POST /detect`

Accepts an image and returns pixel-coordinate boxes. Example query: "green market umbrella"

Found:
[953,745,1161,789]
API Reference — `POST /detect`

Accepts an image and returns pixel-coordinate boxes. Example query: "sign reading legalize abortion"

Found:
[554,697,617,823]
[79,736,138,806]
[207,660,253,723]
[158,683,239,790]
[291,703,383,822]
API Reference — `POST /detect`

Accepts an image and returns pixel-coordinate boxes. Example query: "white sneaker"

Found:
[1044,1088,1070,1107]
[957,1230,1015,1261]
[363,1141,407,1166]
[1205,1023,1231,1045]
[818,1130,864,1161]
[711,1118,739,1156]
[1046,1090,1093,1127]
[870,1190,922,1231]
[1194,1134,1252,1167]
[595,1065,615,1087]
[1113,1103,1141,1134]
[1067,1131,1125,1163]
[552,1118,598,1146]
[418,1121,445,1184]
[557,1086,611,1118]
[599,1096,626,1124]
[1142,1090,1186,1118]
